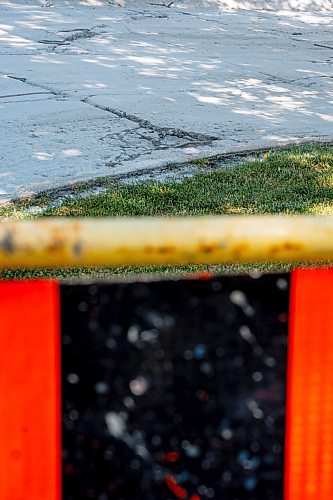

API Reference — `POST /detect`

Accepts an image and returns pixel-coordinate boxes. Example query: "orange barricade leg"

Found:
[0,281,61,500]
[285,268,333,499]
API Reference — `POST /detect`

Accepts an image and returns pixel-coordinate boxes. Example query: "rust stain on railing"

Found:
[0,215,332,268]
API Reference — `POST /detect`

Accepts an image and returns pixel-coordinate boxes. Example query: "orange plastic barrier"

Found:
[0,281,61,500]
[285,269,333,499]
[1,271,333,498]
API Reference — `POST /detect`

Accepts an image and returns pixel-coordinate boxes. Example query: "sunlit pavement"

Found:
[0,0,332,202]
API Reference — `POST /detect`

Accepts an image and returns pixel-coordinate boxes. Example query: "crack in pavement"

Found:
[3,73,63,96]
[38,40,70,45]
[259,71,332,85]
[82,97,220,143]
[63,29,99,42]
[0,91,51,99]
[98,125,213,164]
[314,43,333,50]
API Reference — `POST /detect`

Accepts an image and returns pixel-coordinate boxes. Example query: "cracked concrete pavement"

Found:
[0,1,332,202]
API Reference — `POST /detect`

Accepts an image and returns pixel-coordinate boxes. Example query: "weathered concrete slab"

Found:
[0,1,332,202]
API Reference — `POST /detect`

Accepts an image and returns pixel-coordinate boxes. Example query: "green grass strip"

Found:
[1,144,333,279]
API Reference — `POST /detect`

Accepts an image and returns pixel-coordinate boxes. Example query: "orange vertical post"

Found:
[285,268,333,499]
[0,280,61,500]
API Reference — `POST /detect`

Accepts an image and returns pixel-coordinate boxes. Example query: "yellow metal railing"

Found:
[0,216,333,268]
